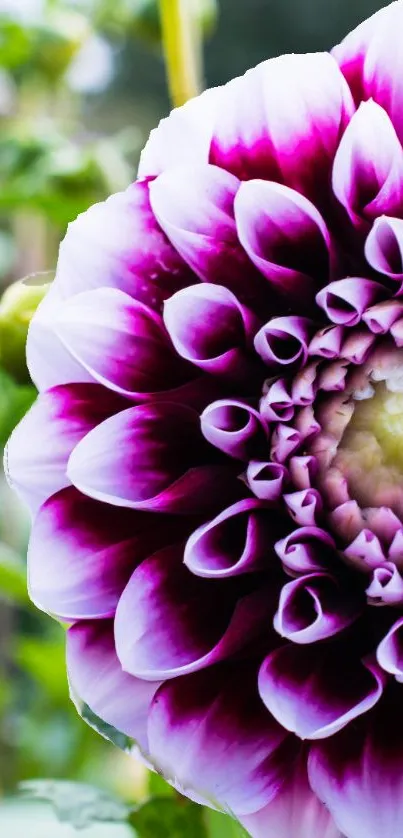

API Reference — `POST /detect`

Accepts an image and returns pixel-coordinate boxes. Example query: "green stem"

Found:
[158,0,203,107]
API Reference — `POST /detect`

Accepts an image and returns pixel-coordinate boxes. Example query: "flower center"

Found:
[333,382,403,518]
[345,386,403,470]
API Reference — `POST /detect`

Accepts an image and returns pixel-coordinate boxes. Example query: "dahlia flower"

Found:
[8,2,403,835]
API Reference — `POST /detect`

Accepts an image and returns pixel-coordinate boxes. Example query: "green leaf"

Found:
[80,702,134,752]
[129,796,208,838]
[0,18,32,70]
[0,368,36,442]
[19,780,130,830]
[205,809,249,838]
[0,542,28,604]
[148,771,175,798]
[0,231,17,279]
[15,633,68,701]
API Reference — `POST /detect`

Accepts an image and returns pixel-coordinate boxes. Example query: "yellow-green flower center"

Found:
[346,386,403,471]
[334,383,403,517]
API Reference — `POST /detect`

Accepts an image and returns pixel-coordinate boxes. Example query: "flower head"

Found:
[8,3,403,836]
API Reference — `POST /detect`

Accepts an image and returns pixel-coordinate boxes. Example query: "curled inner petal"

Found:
[274,572,363,644]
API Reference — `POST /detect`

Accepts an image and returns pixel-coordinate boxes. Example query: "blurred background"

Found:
[0,0,389,833]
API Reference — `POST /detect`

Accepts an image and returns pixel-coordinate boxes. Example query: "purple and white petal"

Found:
[27,182,195,391]
[150,164,269,312]
[365,216,403,280]
[235,181,332,306]
[316,278,385,326]
[288,456,317,491]
[241,755,342,838]
[332,101,403,224]
[367,565,403,607]
[340,328,375,365]
[163,283,263,391]
[274,572,363,644]
[344,530,387,570]
[28,486,191,620]
[254,317,314,371]
[275,527,336,576]
[363,300,403,334]
[5,383,127,514]
[67,402,243,514]
[55,180,194,306]
[201,399,268,461]
[309,325,344,360]
[333,1,403,143]
[26,287,95,392]
[377,617,403,680]
[139,87,221,177]
[147,662,294,815]
[270,424,301,463]
[184,499,278,578]
[284,489,322,527]
[115,544,276,679]
[54,287,193,398]
[259,644,385,739]
[210,52,354,206]
[309,685,403,838]
[67,619,160,750]
[247,461,288,502]
[260,379,295,423]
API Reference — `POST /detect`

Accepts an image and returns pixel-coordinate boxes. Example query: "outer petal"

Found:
[333,1,403,143]
[26,286,94,393]
[259,644,385,739]
[235,181,332,307]
[67,402,242,514]
[147,662,294,815]
[115,544,276,679]
[54,180,193,305]
[138,87,221,177]
[28,486,191,620]
[67,619,160,751]
[309,685,403,838]
[149,164,269,311]
[332,100,403,224]
[241,755,342,838]
[5,383,127,514]
[210,52,354,205]
[53,287,193,398]
[27,181,194,391]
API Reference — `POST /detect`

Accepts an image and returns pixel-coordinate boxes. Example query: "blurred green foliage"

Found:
[94,0,217,46]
